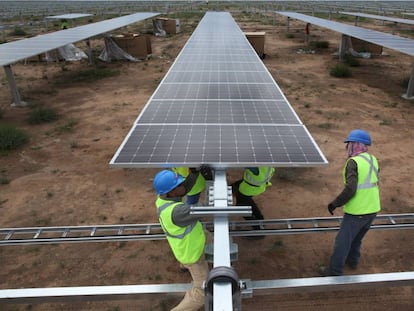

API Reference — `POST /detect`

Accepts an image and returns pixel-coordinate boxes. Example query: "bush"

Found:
[72,67,120,82]
[11,27,26,36]
[27,107,59,124]
[309,41,329,49]
[0,124,29,151]
[330,63,352,78]
[343,54,360,67]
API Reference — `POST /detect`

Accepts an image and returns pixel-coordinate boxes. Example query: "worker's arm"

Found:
[172,204,201,227]
[329,159,358,208]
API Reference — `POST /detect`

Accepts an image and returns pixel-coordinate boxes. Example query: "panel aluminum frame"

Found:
[110,12,328,168]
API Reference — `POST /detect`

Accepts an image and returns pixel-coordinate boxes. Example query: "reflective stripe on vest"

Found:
[239,167,275,196]
[356,153,379,190]
[156,197,205,264]
[157,202,195,239]
[244,167,274,186]
[343,153,381,215]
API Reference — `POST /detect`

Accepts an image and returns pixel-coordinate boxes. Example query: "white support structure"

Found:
[402,63,414,100]
[211,169,236,311]
[3,65,26,107]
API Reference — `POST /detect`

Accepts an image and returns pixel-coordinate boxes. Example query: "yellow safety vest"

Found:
[156,197,205,264]
[343,153,381,215]
[172,167,205,196]
[239,167,275,196]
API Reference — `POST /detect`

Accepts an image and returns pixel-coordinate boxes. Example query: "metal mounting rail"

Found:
[1,271,413,304]
[1,213,413,246]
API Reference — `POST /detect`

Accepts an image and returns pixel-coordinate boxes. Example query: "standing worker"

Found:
[232,167,275,233]
[172,167,213,205]
[153,167,211,311]
[305,23,310,44]
[322,129,380,276]
[61,19,69,30]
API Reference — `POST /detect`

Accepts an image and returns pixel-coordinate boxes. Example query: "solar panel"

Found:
[46,14,93,20]
[276,12,414,57]
[110,12,328,168]
[339,11,414,26]
[0,12,159,66]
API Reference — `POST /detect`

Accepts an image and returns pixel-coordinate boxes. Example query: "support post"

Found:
[203,169,249,311]
[339,34,349,61]
[402,63,414,100]
[4,65,26,107]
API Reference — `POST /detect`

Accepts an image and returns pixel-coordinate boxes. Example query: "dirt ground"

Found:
[0,13,413,311]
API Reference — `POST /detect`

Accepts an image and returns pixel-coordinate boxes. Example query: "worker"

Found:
[305,23,310,44]
[153,167,212,311]
[61,19,69,30]
[172,167,213,205]
[321,129,380,276]
[232,167,275,236]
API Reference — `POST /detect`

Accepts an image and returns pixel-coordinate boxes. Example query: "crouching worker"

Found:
[153,168,210,311]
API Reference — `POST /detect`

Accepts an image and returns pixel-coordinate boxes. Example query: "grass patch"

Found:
[11,27,27,36]
[27,107,59,124]
[400,76,410,88]
[46,118,78,136]
[343,54,360,67]
[71,66,120,83]
[330,63,352,78]
[318,122,334,129]
[0,176,10,184]
[0,124,29,151]
[309,41,329,49]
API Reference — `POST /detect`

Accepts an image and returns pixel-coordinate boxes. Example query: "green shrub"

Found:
[309,41,329,49]
[27,107,59,124]
[343,54,360,67]
[400,76,410,88]
[0,124,29,150]
[11,27,26,36]
[330,63,352,78]
[72,67,120,82]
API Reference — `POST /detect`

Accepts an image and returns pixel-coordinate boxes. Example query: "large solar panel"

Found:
[276,12,414,57]
[110,12,328,168]
[46,14,93,20]
[339,11,414,26]
[0,12,159,66]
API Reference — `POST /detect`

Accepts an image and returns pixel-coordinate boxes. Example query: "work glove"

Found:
[200,165,214,180]
[328,203,336,215]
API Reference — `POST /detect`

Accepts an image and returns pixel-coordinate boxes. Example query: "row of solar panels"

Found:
[110,12,328,168]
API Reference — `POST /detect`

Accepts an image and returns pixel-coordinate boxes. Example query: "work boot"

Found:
[318,266,333,277]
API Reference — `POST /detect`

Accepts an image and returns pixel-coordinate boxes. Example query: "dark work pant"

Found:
[231,180,264,221]
[329,213,376,275]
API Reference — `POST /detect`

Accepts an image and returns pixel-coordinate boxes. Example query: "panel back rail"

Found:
[1,213,413,246]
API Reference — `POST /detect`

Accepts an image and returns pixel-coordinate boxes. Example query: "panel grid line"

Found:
[110,12,327,168]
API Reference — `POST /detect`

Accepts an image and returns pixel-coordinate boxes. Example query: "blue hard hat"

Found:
[153,170,184,195]
[344,129,371,145]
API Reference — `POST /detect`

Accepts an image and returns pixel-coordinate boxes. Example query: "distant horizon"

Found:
[1,0,413,2]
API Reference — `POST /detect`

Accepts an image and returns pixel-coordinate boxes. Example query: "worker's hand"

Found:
[328,203,336,215]
[200,165,214,180]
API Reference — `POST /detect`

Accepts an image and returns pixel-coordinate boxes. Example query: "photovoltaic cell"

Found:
[110,12,327,168]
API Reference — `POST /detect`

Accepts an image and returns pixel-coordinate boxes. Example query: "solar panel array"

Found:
[46,13,93,20]
[339,11,414,26]
[276,12,414,57]
[110,12,327,168]
[0,12,159,66]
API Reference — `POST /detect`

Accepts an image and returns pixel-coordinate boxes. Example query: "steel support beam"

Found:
[1,272,413,305]
[211,169,234,311]
[3,65,26,107]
